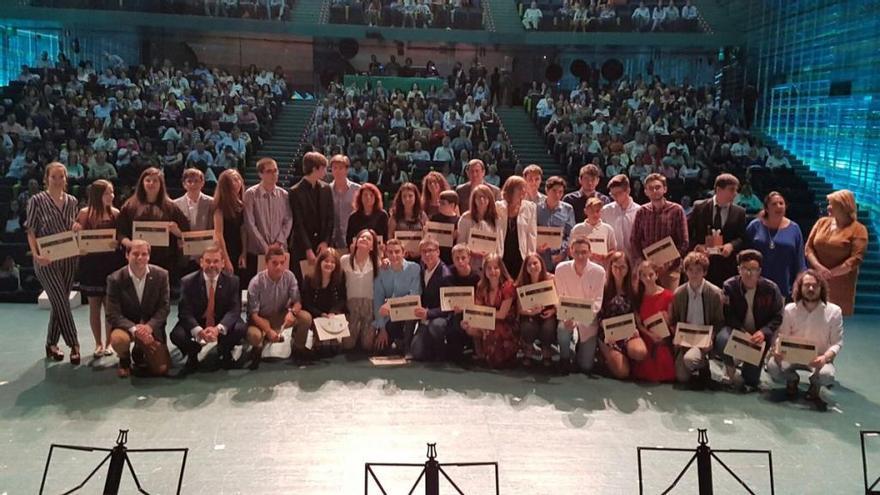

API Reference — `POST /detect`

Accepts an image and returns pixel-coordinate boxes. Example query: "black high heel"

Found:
[70,347,81,366]
[45,345,64,361]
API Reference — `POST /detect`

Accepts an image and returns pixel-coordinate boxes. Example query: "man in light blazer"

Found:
[171,244,246,372]
[688,173,747,287]
[174,168,215,275]
[107,240,172,378]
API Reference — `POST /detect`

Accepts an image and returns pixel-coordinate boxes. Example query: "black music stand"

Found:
[38,429,188,495]
[637,429,775,495]
[861,430,880,494]
[365,443,499,495]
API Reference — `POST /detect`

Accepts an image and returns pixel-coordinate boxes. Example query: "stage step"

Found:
[245,100,317,187]
[494,106,564,177]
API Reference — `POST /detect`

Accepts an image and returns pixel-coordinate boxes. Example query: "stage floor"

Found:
[1,303,879,494]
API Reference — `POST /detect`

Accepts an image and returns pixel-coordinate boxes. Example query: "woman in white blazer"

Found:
[496,176,537,277]
[458,184,504,271]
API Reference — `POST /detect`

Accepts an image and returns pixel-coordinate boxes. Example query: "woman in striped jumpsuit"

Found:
[26,162,81,364]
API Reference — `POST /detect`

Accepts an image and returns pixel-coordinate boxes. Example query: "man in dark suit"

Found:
[410,236,453,361]
[171,244,246,372]
[688,173,747,287]
[715,249,784,392]
[107,240,172,378]
[289,151,334,283]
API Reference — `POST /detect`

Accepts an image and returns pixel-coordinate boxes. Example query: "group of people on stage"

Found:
[26,151,867,411]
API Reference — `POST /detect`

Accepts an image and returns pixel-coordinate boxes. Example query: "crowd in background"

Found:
[25,0,291,20]
[522,0,701,32]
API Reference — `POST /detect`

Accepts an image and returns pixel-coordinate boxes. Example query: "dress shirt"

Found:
[630,199,689,268]
[341,254,374,299]
[686,280,705,325]
[536,199,576,271]
[423,261,440,287]
[711,196,730,228]
[127,265,149,335]
[247,270,300,327]
[243,184,292,254]
[331,179,360,248]
[777,301,844,357]
[183,194,200,228]
[372,261,422,329]
[554,260,605,315]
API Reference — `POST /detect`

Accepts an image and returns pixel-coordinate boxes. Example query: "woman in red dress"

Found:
[462,253,518,368]
[632,261,676,382]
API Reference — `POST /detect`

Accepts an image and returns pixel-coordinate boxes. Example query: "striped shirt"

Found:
[26,191,78,237]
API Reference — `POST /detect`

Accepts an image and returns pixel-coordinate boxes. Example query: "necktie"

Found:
[205,278,216,327]
[713,205,723,230]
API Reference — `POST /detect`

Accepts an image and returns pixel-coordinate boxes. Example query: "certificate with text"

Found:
[132,221,170,247]
[602,313,637,343]
[642,236,679,266]
[78,229,116,254]
[440,286,474,312]
[37,231,80,262]
[723,329,766,366]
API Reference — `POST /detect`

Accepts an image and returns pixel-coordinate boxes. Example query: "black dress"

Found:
[77,212,124,297]
[503,216,522,277]
[222,209,244,271]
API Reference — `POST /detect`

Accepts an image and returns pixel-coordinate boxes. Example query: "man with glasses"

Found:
[243,158,292,283]
[714,249,784,393]
[630,173,689,289]
[410,236,453,361]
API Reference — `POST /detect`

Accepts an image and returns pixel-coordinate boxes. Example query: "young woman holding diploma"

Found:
[631,260,676,382]
[462,254,517,368]
[596,251,647,379]
[516,253,557,367]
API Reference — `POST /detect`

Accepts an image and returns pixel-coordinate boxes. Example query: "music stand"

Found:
[861,430,880,494]
[38,429,189,495]
[637,429,775,495]
[364,443,499,495]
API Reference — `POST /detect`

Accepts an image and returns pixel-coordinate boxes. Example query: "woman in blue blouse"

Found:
[745,191,806,299]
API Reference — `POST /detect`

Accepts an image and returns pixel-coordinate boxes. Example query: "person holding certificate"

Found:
[631,261,675,382]
[670,252,725,387]
[630,173,688,290]
[117,167,190,283]
[516,253,557,367]
[388,182,429,261]
[174,168,215,275]
[428,190,460,265]
[410,237,453,361]
[461,254,517,368]
[601,175,641,263]
[596,251,648,379]
[74,179,123,358]
[555,237,606,373]
[346,183,389,249]
[767,270,843,411]
[496,176,537,278]
[445,244,481,362]
[289,152,334,283]
[536,176,575,273]
[458,184,503,271]
[715,249,784,392]
[26,163,81,364]
[341,229,380,351]
[243,158,292,286]
[687,174,747,287]
[570,197,617,266]
[300,248,347,358]
[371,239,421,355]
[212,169,247,279]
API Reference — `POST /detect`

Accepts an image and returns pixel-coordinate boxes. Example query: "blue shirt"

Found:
[746,219,806,299]
[373,261,421,329]
[536,199,576,272]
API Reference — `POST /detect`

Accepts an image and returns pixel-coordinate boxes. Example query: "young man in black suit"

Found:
[289,151,334,283]
[688,173,747,287]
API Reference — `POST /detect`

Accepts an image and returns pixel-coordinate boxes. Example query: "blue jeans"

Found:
[556,323,597,372]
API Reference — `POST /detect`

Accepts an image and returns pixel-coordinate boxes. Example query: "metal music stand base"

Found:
[365,443,500,495]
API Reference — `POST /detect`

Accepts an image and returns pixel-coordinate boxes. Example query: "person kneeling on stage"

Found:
[245,246,312,369]
[106,240,172,378]
[670,252,725,388]
[767,270,843,411]
[300,247,347,357]
[445,244,480,362]
[371,239,421,356]
[410,236,453,361]
[555,237,606,373]
[171,244,246,372]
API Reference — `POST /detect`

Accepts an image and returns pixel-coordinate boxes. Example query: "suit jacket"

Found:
[670,280,726,336]
[177,270,242,335]
[289,178,334,258]
[421,262,453,320]
[688,198,746,286]
[722,276,784,342]
[106,264,170,341]
[173,193,215,232]
[455,181,501,213]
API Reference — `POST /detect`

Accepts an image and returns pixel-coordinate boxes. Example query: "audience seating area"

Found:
[26,0,292,20]
[329,0,485,29]
[519,0,702,32]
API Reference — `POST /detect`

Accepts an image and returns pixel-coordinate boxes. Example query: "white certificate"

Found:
[536,226,563,250]
[642,236,680,267]
[723,329,766,367]
[389,295,421,322]
[777,335,818,366]
[314,314,350,342]
[370,356,409,366]
[261,327,292,359]
[37,231,80,262]
[516,279,559,309]
[468,228,498,255]
[181,230,215,257]
[256,253,290,272]
[557,296,594,325]
[440,286,474,312]
[78,229,116,254]
[643,312,671,340]
[673,322,713,348]
[425,221,455,248]
[394,230,422,253]
[602,313,637,343]
[464,305,496,331]
[132,221,170,247]
[587,236,608,256]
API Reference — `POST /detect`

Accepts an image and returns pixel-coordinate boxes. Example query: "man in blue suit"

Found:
[171,244,246,372]
[411,236,454,361]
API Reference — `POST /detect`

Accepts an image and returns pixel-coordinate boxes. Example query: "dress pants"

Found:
[170,319,247,360]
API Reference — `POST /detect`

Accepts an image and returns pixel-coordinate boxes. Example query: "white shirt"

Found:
[423,261,440,286]
[570,220,617,254]
[184,194,200,227]
[766,156,790,169]
[686,280,705,325]
[600,198,641,260]
[341,254,374,300]
[127,265,150,335]
[777,301,844,357]
[554,260,606,339]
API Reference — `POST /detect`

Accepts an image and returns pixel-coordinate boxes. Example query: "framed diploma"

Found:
[394,230,422,253]
[440,286,474,312]
[425,221,455,248]
[132,221,170,247]
[642,236,680,267]
[464,305,496,331]
[723,329,766,367]
[467,228,498,255]
[37,231,80,262]
[257,253,290,272]
[643,312,670,340]
[673,322,713,348]
[389,295,421,322]
[536,226,563,250]
[602,313,637,343]
[587,236,608,256]
[181,230,215,257]
[705,230,723,255]
[557,296,594,325]
[78,229,116,254]
[314,314,350,342]
[777,335,818,366]
[516,279,559,309]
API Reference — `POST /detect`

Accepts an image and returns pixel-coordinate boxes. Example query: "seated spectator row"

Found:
[521,0,701,32]
[27,0,290,20]
[330,0,485,29]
